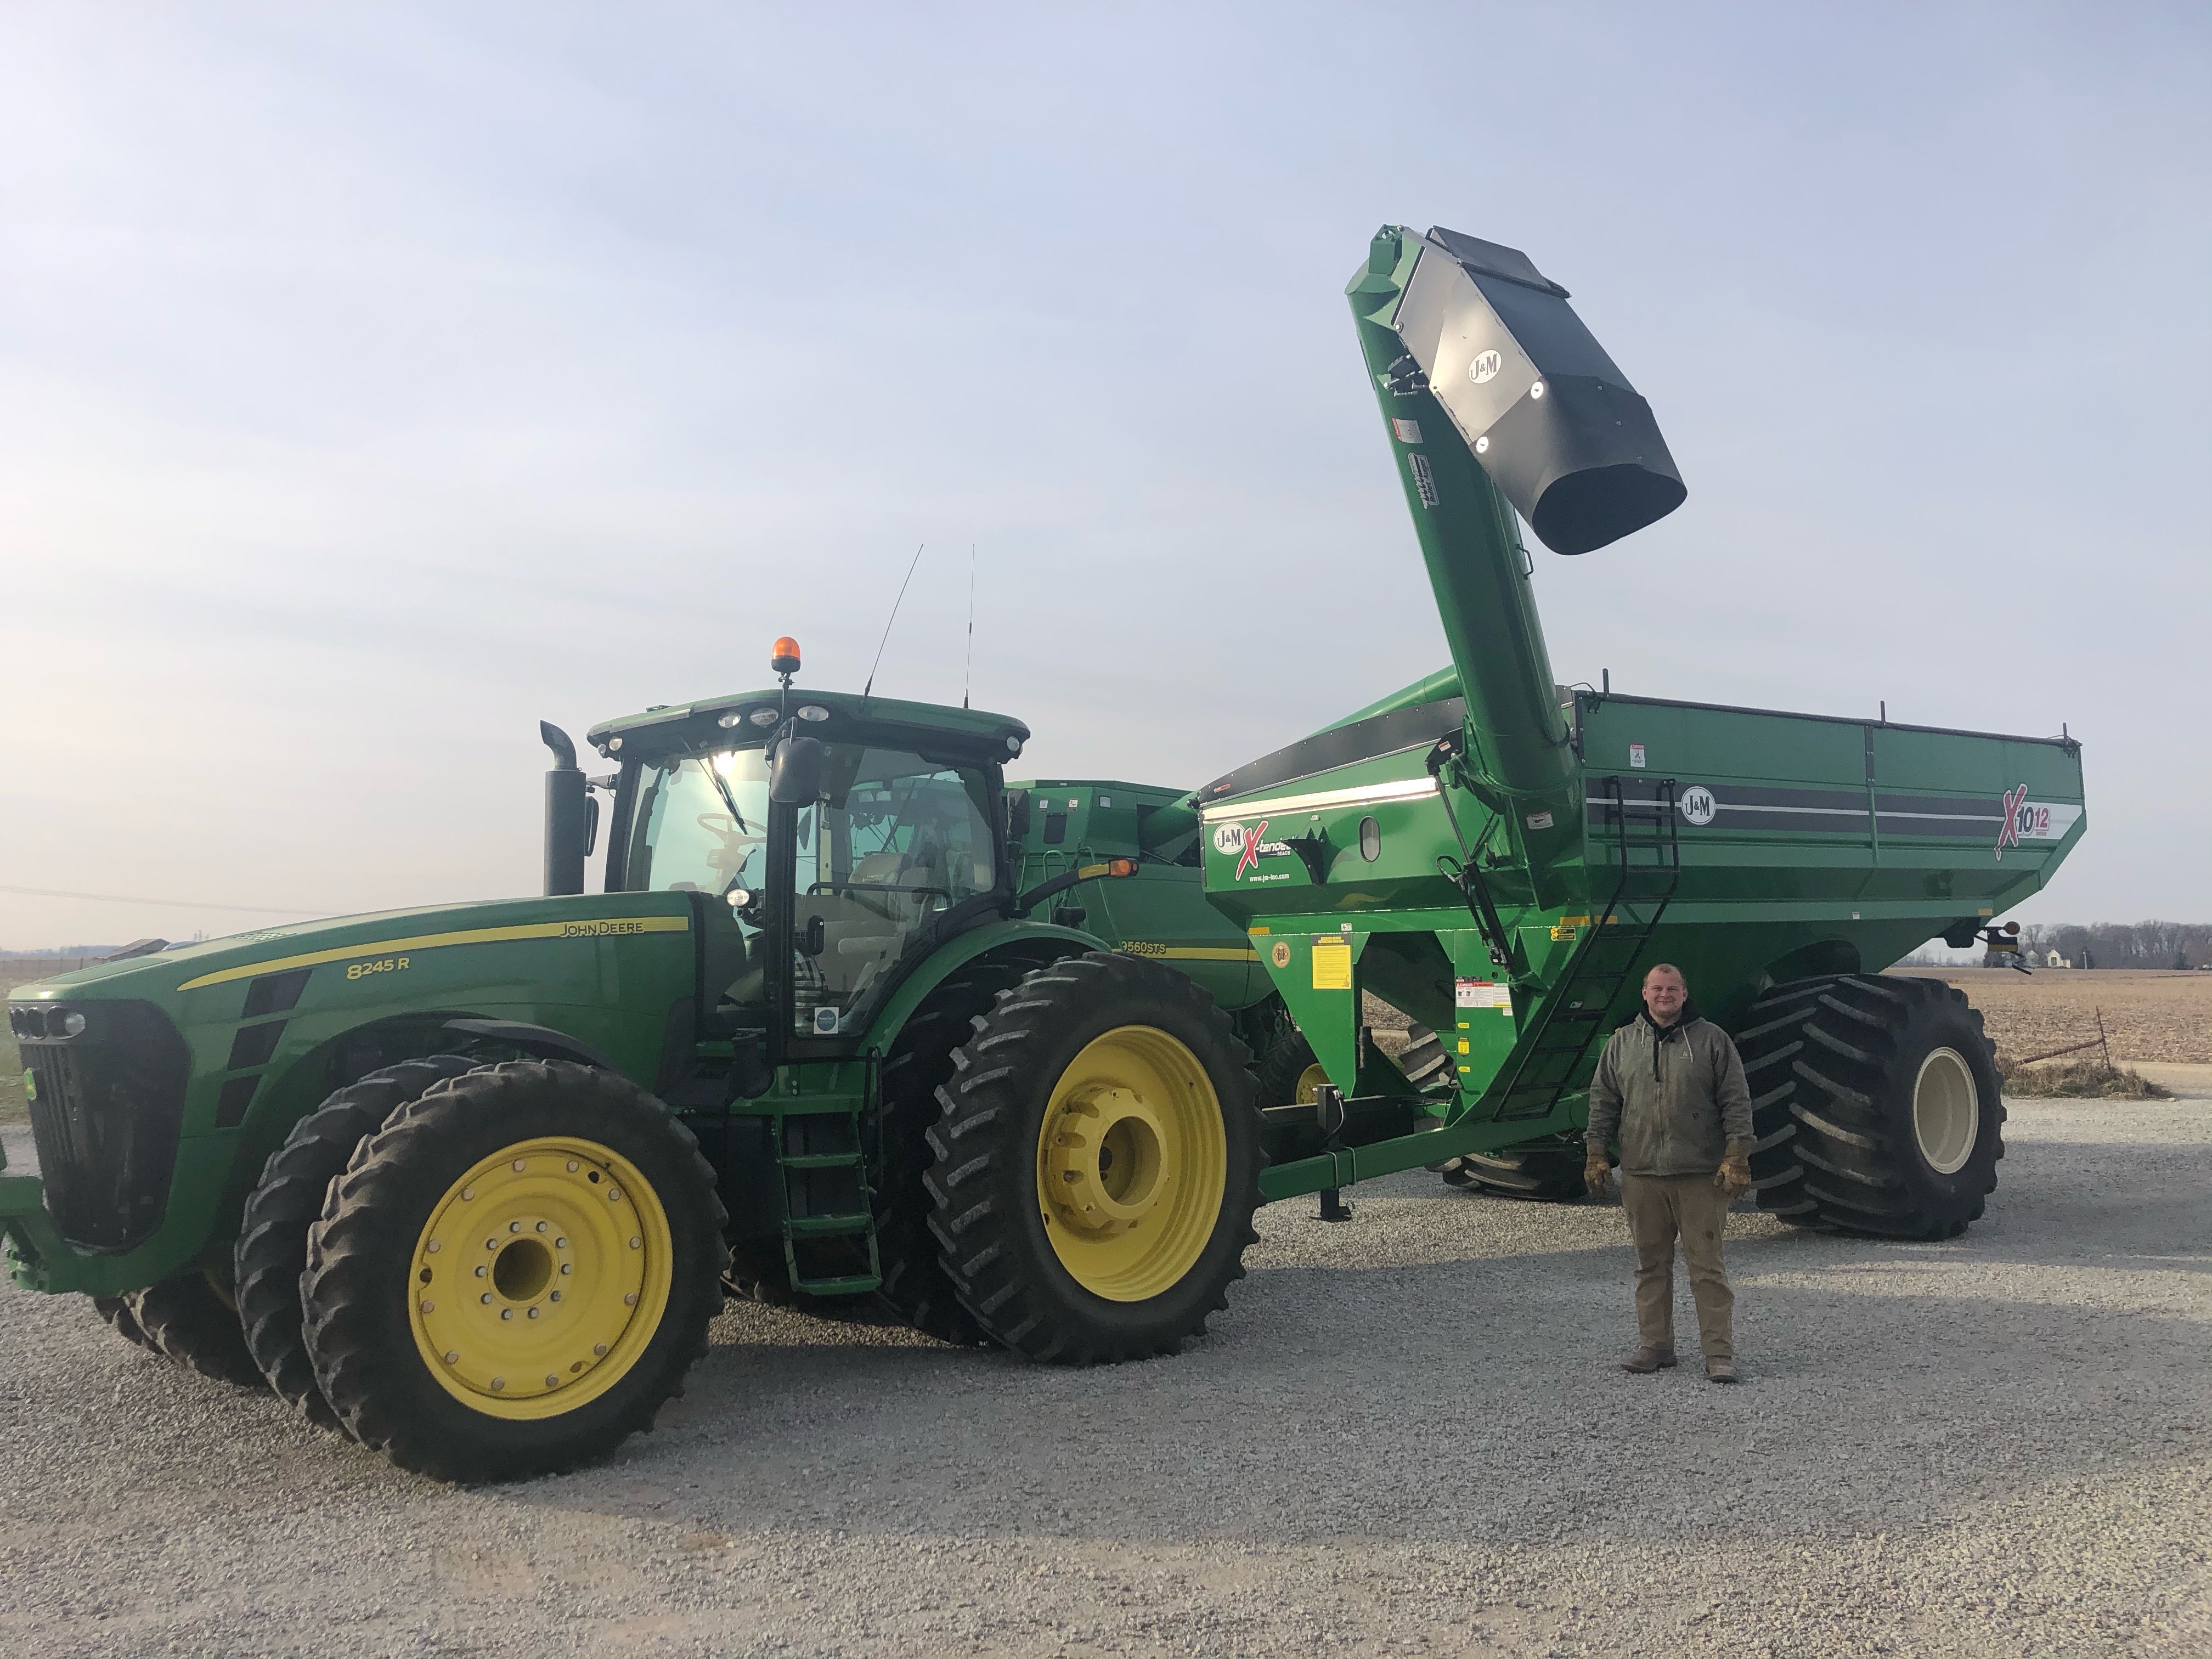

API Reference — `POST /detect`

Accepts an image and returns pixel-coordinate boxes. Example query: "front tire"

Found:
[125,1271,264,1389]
[1737,974,2003,1239]
[301,1060,726,1482]
[926,952,1263,1363]
[234,1055,481,1425]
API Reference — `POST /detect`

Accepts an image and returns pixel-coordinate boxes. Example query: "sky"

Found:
[1,2,2207,950]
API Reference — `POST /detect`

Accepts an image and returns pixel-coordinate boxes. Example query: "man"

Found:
[1583,963,1754,1383]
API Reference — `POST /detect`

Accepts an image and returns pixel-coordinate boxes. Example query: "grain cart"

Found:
[1195,224,2084,1226]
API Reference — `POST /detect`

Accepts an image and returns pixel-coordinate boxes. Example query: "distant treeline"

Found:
[1927,921,2212,970]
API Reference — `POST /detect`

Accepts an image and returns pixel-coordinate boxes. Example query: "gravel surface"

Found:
[2,1093,2207,1658]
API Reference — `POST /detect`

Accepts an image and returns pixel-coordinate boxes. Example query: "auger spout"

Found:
[1346,224,1685,866]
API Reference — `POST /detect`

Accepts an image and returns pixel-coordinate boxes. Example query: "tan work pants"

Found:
[1620,1173,1734,1361]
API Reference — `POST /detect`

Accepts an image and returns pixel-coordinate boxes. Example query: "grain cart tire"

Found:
[871,959,1039,1346]
[1736,974,2003,1239]
[234,1054,481,1425]
[926,951,1262,1364]
[1253,1029,1328,1107]
[125,1271,265,1389]
[302,1060,726,1482]
[92,1295,157,1352]
[1440,1140,1592,1201]
[1396,1024,1454,1090]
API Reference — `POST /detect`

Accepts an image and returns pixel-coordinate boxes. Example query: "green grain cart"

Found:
[2,224,2081,1481]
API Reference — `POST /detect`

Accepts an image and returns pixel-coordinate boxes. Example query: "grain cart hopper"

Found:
[1198,223,2085,1225]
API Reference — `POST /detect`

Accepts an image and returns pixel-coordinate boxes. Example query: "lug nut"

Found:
[594,1343,608,1356]
[480,1293,492,1304]
[535,1221,548,1233]
[443,1351,459,1365]
[476,1265,487,1278]
[420,1300,435,1314]
[623,1293,637,1306]
[630,1237,641,1250]
[545,1374,558,1388]
[550,1291,562,1303]
[491,1378,505,1391]
[527,1307,540,1319]
[608,1189,622,1203]
[566,1160,579,1172]
[555,1237,567,1249]
[501,1309,513,1321]
[426,1240,442,1254]
[512,1159,526,1171]
[461,1186,475,1201]
[510,1221,522,1233]
[561,1263,573,1275]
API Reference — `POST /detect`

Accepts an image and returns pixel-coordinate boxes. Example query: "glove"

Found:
[1583,1147,1615,1200]
[1716,1142,1752,1199]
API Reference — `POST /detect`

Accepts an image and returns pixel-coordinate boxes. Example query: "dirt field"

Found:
[1892,967,2212,1065]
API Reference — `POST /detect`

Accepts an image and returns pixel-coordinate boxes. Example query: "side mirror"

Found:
[769,735,826,806]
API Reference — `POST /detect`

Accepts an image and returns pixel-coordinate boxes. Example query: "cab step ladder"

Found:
[774,1106,883,1296]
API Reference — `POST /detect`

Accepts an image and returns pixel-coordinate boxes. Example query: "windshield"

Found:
[624,748,771,897]
[623,739,1002,1041]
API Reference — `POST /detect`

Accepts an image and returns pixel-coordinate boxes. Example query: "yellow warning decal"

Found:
[1311,938,1352,991]
[177,915,692,992]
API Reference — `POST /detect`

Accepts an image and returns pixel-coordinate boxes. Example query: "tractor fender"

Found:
[857,918,1099,1053]
[442,1018,622,1073]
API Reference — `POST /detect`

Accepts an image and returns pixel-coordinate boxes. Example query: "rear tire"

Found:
[926,952,1263,1363]
[1736,974,2003,1239]
[234,1055,481,1425]
[871,959,1041,1345]
[302,1060,726,1482]
[126,1271,264,1389]
[1253,1029,1328,1107]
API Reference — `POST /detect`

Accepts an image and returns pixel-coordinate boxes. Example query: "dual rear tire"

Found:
[1738,974,2003,1238]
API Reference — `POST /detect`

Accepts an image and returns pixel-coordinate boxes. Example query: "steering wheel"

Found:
[696,812,765,885]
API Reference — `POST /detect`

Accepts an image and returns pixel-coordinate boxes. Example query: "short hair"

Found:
[1644,962,1687,986]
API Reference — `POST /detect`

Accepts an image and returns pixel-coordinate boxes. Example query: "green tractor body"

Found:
[1,221,2084,1479]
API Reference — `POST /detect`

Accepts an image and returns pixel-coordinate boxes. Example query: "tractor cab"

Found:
[574,667,1029,1066]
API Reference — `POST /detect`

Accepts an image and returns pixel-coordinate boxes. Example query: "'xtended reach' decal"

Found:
[1994,786,2081,861]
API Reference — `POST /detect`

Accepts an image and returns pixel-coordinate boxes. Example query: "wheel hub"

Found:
[1911,1047,1980,1176]
[410,1138,668,1417]
[1044,1086,1169,1237]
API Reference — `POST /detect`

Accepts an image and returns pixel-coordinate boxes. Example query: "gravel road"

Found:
[2,1092,2207,1659]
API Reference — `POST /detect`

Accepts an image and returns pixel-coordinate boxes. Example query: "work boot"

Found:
[1620,1346,1678,1374]
[1705,1357,1739,1384]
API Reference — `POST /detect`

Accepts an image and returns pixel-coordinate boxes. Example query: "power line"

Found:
[0,883,336,917]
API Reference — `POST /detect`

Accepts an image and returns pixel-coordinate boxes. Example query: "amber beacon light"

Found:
[770,636,802,681]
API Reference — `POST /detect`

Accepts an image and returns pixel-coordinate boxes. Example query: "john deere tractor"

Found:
[4,223,2083,1482]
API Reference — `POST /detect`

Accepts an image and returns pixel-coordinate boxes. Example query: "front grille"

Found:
[14,1000,191,1254]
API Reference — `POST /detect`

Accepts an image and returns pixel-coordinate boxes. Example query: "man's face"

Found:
[1643,969,1687,1023]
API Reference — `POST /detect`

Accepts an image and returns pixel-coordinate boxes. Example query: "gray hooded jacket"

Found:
[1585,1005,1754,1178]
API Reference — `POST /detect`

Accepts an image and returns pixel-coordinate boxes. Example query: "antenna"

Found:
[862,543,926,699]
[963,544,977,709]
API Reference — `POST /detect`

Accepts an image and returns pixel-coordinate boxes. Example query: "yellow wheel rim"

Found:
[409,1137,674,1421]
[1293,1062,1330,1106]
[1035,1026,1227,1303]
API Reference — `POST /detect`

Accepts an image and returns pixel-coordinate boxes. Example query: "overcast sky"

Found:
[2,3,2206,950]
